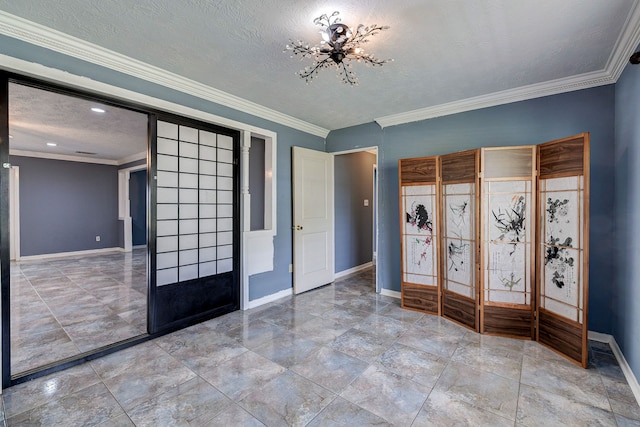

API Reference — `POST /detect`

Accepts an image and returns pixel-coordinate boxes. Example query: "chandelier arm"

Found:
[360,55,389,66]
[339,61,358,85]
[298,56,334,81]
[287,41,316,58]
[348,25,389,45]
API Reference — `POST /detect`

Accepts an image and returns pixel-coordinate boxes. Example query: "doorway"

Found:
[1,75,243,387]
[333,147,378,290]
[6,80,149,379]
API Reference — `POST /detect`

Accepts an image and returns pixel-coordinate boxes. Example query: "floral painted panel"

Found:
[445,195,473,241]
[402,185,438,286]
[483,180,532,305]
[539,176,584,322]
[443,183,475,297]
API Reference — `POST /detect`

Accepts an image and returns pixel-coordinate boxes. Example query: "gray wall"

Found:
[10,156,119,256]
[334,151,376,272]
[327,85,616,335]
[614,54,640,381]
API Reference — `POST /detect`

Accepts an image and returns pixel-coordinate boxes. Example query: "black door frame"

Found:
[0,73,240,388]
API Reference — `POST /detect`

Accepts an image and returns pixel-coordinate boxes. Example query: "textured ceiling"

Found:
[9,83,147,162]
[0,0,638,134]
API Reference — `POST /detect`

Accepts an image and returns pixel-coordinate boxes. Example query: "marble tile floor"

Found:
[10,248,147,375]
[1,267,639,426]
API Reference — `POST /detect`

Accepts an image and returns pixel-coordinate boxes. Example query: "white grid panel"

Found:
[155,121,234,286]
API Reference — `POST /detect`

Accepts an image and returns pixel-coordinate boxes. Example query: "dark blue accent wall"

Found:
[334,151,376,272]
[10,156,119,256]
[327,86,616,334]
[614,56,640,381]
[129,169,147,246]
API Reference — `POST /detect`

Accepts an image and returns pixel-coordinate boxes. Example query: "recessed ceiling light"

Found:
[91,107,106,113]
[46,142,57,147]
[9,135,13,138]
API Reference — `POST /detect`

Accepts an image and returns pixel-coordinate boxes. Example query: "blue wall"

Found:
[614,57,640,380]
[10,156,119,256]
[334,151,376,272]
[0,35,325,300]
[129,169,147,246]
[327,85,616,334]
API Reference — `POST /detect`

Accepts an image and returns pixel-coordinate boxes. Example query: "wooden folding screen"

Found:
[536,133,590,367]
[439,150,480,331]
[398,156,440,314]
[398,133,590,367]
[480,147,536,338]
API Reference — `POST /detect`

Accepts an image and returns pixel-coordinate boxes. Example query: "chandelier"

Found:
[285,11,391,85]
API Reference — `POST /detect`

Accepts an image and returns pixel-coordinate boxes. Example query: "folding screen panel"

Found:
[536,133,590,367]
[480,147,536,338]
[151,118,240,333]
[439,150,479,330]
[399,157,440,314]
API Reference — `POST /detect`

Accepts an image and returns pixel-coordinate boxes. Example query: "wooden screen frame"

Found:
[535,133,590,367]
[398,156,441,314]
[479,146,536,339]
[438,149,480,331]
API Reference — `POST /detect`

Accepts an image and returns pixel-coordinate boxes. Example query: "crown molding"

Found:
[375,70,614,129]
[608,0,640,81]
[118,151,147,166]
[10,149,118,165]
[0,11,330,139]
[376,0,640,129]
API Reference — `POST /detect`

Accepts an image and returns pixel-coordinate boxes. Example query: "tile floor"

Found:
[10,249,147,374]
[1,267,639,426]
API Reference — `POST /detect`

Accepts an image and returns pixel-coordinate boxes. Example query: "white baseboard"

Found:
[380,289,401,299]
[245,288,292,310]
[17,247,123,262]
[335,262,374,279]
[588,331,640,406]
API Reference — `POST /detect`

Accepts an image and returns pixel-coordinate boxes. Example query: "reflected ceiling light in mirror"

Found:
[285,11,391,85]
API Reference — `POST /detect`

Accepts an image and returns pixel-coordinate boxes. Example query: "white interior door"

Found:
[293,146,334,294]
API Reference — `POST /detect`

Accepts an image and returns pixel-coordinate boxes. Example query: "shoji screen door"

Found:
[536,133,590,367]
[480,147,536,338]
[151,118,240,333]
[399,156,440,314]
[439,149,480,331]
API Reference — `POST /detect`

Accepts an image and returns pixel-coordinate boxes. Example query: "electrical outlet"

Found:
[95,236,101,242]
[289,264,293,273]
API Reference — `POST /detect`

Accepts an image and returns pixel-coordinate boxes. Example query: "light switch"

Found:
[364,199,369,207]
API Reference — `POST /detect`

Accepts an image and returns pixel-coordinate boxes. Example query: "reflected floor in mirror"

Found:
[2,266,638,426]
[9,248,147,375]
